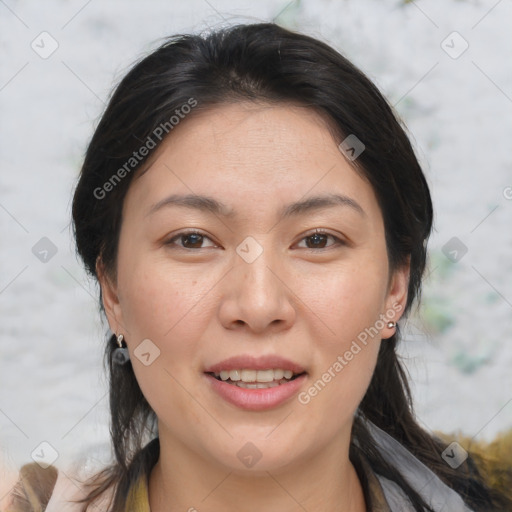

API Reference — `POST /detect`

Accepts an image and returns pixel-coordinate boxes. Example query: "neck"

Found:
[148,430,366,512]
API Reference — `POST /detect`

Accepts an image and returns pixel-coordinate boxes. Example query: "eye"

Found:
[296,230,345,250]
[165,229,344,251]
[165,230,217,249]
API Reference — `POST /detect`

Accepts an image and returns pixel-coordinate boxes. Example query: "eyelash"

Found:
[165,229,345,251]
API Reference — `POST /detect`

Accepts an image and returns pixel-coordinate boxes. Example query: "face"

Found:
[100,102,408,474]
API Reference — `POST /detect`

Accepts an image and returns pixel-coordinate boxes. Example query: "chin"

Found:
[201,434,313,475]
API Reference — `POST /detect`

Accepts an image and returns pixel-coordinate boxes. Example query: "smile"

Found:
[210,368,304,388]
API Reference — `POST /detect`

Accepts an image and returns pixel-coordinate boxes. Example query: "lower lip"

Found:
[205,373,307,411]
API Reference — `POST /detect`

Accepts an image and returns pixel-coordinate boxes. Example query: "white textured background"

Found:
[1,0,511,474]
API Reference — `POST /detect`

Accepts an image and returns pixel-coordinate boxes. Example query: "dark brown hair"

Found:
[71,22,505,511]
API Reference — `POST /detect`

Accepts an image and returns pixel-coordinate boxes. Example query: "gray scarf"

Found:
[365,419,475,511]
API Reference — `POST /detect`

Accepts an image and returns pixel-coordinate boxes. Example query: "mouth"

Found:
[204,355,308,410]
[206,368,307,389]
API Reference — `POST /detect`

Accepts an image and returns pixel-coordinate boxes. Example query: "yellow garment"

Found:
[125,472,151,512]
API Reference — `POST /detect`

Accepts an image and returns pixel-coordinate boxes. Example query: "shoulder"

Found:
[1,462,58,512]
[45,464,113,512]
[0,461,27,512]
[1,461,114,512]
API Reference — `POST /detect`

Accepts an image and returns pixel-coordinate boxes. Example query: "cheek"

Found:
[115,254,222,396]
[296,257,388,343]
[293,257,386,406]
[116,258,215,423]
[117,253,212,342]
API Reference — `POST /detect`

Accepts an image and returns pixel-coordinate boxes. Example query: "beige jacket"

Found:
[1,462,113,512]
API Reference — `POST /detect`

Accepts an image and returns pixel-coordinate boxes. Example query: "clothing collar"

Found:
[125,419,475,511]
[125,446,392,512]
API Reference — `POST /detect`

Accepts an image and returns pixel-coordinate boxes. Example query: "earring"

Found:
[113,333,130,365]
[387,321,396,329]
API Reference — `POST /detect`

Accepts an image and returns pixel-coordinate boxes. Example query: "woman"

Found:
[5,22,507,512]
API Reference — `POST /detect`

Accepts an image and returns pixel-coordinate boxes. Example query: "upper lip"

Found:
[204,355,307,374]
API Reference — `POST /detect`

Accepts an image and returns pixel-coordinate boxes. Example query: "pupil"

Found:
[308,233,327,248]
[183,234,202,248]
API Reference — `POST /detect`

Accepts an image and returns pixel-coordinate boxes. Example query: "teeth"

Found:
[255,369,274,382]
[241,369,257,382]
[274,369,284,380]
[229,370,241,381]
[213,368,299,384]
[236,381,280,389]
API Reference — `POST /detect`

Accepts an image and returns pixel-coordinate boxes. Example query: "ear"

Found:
[382,258,410,339]
[96,256,125,335]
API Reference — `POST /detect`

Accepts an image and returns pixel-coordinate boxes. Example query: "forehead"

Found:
[127,102,380,223]
[140,102,340,172]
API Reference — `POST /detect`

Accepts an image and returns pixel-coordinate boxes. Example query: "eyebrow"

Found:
[146,193,366,219]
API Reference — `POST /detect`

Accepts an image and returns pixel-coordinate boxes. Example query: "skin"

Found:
[99,102,409,512]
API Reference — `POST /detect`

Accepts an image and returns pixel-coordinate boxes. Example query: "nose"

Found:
[218,244,296,334]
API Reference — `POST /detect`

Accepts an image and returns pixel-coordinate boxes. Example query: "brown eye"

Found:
[296,231,343,250]
[305,233,329,249]
[166,231,217,249]
[181,233,204,248]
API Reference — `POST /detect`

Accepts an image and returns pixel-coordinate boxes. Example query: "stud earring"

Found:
[387,321,396,329]
[113,333,130,365]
